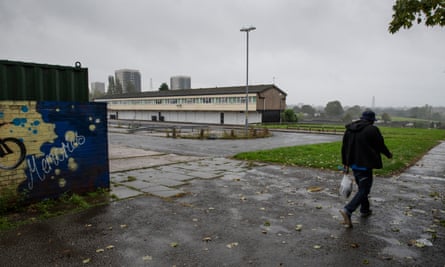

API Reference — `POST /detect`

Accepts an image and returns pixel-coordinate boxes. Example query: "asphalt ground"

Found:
[0,130,444,267]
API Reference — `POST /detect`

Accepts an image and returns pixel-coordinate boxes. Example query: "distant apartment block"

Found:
[91,82,105,94]
[115,69,141,93]
[170,76,191,90]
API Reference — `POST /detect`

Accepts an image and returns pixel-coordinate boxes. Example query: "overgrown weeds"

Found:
[0,188,110,231]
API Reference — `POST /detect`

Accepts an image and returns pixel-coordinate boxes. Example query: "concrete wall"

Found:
[0,101,109,201]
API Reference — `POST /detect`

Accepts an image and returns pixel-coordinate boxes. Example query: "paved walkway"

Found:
[1,135,444,266]
[110,139,445,200]
[109,143,250,199]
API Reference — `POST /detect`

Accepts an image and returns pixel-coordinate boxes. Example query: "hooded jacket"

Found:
[341,120,391,169]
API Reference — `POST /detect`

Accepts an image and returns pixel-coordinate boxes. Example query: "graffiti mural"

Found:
[0,101,109,201]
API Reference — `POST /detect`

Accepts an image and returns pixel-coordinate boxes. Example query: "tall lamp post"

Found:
[240,26,256,135]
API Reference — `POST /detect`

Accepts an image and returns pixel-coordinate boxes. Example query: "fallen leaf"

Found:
[295,224,303,231]
[313,245,321,249]
[415,238,433,247]
[226,242,239,248]
[82,258,91,264]
[120,224,128,229]
[142,255,152,261]
[170,242,179,248]
[202,237,212,242]
[415,242,425,248]
[316,205,323,209]
[307,186,323,192]
[350,243,360,248]
[96,248,105,253]
[260,207,266,211]
[264,221,271,227]
[106,245,115,250]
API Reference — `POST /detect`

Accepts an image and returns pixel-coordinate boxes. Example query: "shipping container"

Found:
[0,60,89,102]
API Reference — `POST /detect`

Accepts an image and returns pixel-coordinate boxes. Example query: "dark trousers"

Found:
[344,169,373,214]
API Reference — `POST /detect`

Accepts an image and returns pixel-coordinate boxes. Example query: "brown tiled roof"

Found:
[95,84,286,99]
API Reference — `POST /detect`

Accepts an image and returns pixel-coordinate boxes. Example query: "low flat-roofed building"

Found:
[95,84,286,125]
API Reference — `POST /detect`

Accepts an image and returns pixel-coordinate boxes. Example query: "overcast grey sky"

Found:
[2,0,444,107]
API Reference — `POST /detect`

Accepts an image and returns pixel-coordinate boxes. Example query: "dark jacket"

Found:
[341,120,392,169]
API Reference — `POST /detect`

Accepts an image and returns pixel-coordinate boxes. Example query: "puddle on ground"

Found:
[382,246,419,259]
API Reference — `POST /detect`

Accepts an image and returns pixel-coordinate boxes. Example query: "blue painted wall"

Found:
[0,101,109,201]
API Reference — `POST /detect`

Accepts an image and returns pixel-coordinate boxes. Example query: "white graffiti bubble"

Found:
[89,124,96,132]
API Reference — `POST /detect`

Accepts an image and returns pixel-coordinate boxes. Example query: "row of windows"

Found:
[109,96,257,105]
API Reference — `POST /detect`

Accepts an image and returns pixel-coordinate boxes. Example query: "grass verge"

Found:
[233,127,445,176]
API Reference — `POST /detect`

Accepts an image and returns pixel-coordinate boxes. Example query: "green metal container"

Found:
[0,60,89,102]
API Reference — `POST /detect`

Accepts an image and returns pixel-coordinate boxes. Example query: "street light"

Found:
[240,26,256,135]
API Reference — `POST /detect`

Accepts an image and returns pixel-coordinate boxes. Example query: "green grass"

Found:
[259,123,345,132]
[233,127,445,176]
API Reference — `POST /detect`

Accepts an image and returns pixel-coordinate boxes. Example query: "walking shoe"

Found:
[339,208,352,228]
[360,210,373,218]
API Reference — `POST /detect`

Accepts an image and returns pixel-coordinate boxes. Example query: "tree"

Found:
[409,104,432,119]
[381,112,392,123]
[301,105,316,117]
[389,0,445,33]
[159,83,169,91]
[342,113,353,123]
[281,109,298,123]
[345,105,362,120]
[324,100,344,118]
[431,112,442,121]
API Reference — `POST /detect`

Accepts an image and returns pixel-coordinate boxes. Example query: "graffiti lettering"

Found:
[26,131,86,189]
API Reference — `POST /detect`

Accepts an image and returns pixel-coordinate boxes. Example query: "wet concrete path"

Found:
[0,131,444,266]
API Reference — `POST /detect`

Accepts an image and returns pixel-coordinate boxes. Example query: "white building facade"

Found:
[95,84,286,125]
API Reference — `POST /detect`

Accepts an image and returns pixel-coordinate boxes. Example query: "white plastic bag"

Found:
[339,174,353,198]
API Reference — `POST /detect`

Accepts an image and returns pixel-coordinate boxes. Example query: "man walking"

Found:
[340,110,392,228]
